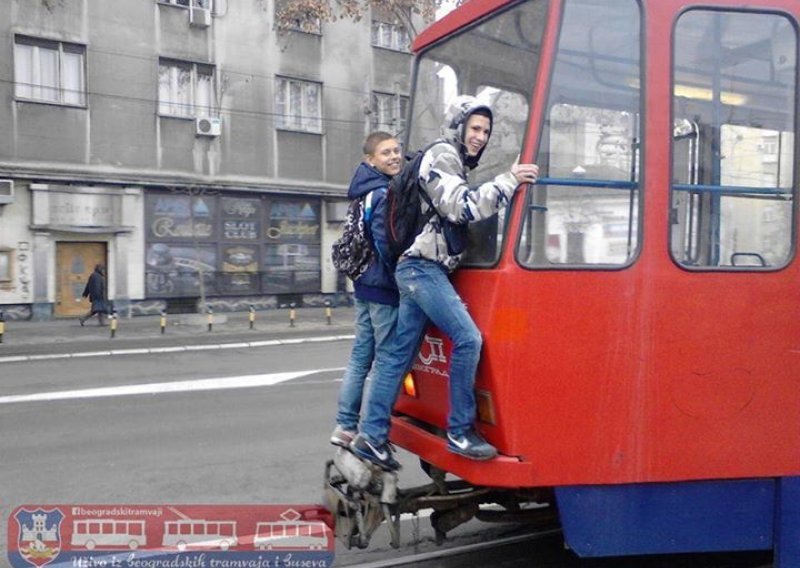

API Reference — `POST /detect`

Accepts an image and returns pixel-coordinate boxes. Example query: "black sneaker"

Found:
[350,434,401,471]
[447,429,498,461]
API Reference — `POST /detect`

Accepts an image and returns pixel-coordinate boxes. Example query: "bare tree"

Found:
[273,0,464,37]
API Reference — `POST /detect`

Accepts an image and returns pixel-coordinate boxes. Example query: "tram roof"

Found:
[413,0,519,53]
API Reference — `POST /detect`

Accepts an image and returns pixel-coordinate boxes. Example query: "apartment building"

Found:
[0,0,417,319]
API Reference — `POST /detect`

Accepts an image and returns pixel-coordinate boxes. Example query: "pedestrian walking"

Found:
[79,264,109,326]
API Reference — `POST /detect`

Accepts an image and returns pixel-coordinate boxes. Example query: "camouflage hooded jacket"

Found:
[403,95,519,271]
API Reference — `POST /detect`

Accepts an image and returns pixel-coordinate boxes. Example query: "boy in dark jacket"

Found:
[330,132,403,449]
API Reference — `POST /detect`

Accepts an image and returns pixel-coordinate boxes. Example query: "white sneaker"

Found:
[330,425,356,448]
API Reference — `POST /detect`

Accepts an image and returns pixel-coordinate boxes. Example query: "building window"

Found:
[371,92,409,135]
[0,250,11,282]
[158,59,216,118]
[275,77,322,133]
[157,0,213,11]
[14,36,86,106]
[275,0,321,34]
[371,21,410,52]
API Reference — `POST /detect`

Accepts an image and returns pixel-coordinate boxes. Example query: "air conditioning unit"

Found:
[189,5,212,27]
[196,116,221,137]
[0,180,14,205]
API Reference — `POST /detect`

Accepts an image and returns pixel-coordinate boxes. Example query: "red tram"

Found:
[326,0,799,563]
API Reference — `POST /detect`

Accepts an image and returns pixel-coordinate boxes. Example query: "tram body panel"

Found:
[375,0,800,561]
[392,0,800,488]
[396,258,800,486]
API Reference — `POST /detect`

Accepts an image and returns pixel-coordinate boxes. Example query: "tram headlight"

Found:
[402,373,417,398]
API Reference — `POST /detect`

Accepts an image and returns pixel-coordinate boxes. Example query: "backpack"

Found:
[331,193,374,281]
[385,143,469,260]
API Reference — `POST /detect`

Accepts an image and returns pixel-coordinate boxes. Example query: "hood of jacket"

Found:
[347,162,392,199]
[440,95,493,170]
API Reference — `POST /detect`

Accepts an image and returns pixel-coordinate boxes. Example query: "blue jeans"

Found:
[360,258,482,445]
[335,299,398,432]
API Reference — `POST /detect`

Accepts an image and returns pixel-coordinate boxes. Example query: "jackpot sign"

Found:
[8,505,334,568]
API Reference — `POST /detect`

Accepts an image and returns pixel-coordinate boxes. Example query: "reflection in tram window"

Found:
[518,0,642,267]
[670,11,796,269]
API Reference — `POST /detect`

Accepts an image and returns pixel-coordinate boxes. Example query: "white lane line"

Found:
[0,334,356,364]
[0,367,345,405]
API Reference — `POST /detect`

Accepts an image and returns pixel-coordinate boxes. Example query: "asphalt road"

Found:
[0,339,501,566]
[1,339,775,567]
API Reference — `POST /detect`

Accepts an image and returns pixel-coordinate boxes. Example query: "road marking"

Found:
[0,368,345,405]
[0,334,356,364]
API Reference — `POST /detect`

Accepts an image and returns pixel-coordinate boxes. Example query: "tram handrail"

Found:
[673,183,791,197]
[534,177,637,190]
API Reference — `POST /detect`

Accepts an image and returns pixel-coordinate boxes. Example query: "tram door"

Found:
[55,242,107,318]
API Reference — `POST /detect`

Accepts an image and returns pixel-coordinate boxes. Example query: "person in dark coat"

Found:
[79,264,108,326]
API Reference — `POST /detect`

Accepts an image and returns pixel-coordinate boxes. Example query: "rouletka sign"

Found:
[8,505,334,568]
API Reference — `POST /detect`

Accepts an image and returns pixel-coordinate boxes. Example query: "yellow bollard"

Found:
[160,310,167,335]
[325,301,332,325]
[110,312,118,339]
[289,303,296,328]
[249,305,255,330]
[0,311,5,343]
[207,306,214,332]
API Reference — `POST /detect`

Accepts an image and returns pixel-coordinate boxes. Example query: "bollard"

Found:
[110,312,117,339]
[207,306,214,332]
[160,309,167,335]
[325,300,332,325]
[0,311,4,344]
[289,302,296,328]
[249,305,255,330]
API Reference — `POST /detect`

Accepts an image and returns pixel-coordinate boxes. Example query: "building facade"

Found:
[0,0,416,319]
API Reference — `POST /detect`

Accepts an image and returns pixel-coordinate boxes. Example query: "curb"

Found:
[0,334,356,364]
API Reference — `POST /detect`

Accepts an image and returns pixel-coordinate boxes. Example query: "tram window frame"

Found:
[405,0,547,269]
[669,8,797,272]
[516,0,644,271]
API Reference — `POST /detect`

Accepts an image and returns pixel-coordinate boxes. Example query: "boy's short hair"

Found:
[363,131,396,156]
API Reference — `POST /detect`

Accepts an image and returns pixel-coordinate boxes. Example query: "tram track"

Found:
[345,527,562,568]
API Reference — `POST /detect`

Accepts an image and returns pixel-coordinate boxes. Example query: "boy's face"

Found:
[463,114,491,157]
[368,139,402,176]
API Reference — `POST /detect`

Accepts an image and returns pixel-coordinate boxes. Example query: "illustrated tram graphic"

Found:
[161,519,238,551]
[71,519,146,550]
[253,520,329,551]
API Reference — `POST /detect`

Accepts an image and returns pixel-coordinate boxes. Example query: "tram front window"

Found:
[517,0,642,268]
[670,11,796,269]
[407,0,547,265]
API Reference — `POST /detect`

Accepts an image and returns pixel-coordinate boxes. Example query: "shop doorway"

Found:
[55,242,107,318]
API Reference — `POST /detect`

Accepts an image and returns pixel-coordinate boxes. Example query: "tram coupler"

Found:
[324,449,400,550]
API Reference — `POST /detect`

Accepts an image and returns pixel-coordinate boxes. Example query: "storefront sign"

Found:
[48,193,115,227]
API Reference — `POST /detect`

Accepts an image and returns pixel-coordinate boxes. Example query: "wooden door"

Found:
[56,242,107,318]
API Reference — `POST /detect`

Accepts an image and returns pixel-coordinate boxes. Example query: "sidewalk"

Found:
[0,306,356,361]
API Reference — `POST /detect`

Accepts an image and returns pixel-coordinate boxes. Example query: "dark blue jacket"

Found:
[348,163,399,306]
